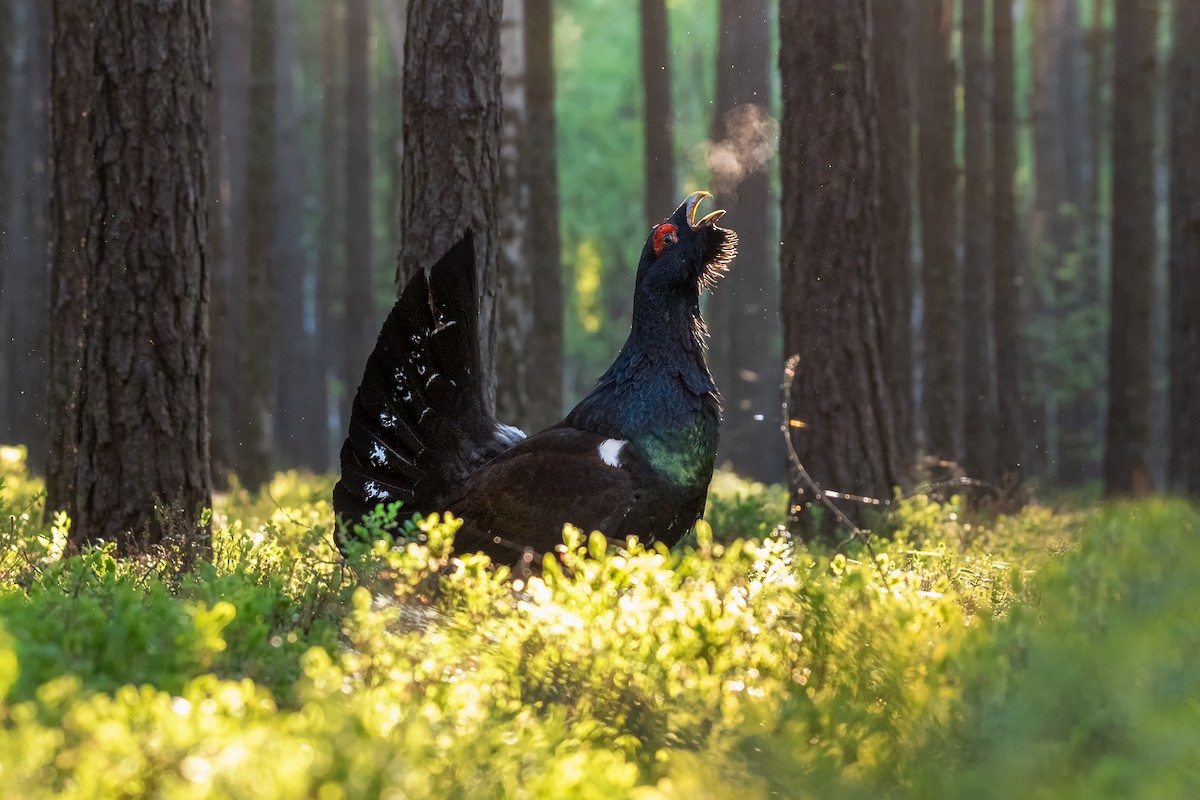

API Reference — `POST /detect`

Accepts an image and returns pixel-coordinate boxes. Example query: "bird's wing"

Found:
[444,427,689,563]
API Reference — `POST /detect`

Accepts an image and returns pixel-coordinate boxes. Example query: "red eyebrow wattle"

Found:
[653,223,677,255]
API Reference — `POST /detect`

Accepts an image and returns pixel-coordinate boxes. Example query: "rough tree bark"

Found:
[1169,0,1200,497]
[238,0,276,489]
[707,0,780,483]
[640,0,675,228]
[46,0,212,550]
[344,0,375,398]
[45,0,88,501]
[914,0,961,465]
[1104,0,1160,497]
[398,0,503,410]
[871,0,914,479]
[992,0,1025,491]
[780,0,898,540]
[961,0,996,482]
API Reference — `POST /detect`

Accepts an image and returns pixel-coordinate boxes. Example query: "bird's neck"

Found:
[628,288,707,355]
[565,290,720,487]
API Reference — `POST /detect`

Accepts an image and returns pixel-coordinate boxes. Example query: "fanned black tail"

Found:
[333,232,524,550]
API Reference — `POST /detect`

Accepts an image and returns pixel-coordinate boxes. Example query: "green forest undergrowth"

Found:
[0,446,1197,798]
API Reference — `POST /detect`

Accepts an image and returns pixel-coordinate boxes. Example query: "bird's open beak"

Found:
[685,190,727,229]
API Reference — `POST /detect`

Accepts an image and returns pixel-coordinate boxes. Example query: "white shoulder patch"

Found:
[495,423,526,447]
[598,438,627,468]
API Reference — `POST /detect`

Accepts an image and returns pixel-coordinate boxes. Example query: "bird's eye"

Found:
[653,223,679,255]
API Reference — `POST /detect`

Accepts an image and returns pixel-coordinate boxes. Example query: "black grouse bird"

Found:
[334,192,737,564]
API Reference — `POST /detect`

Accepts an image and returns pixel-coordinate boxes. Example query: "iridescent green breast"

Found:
[633,417,719,488]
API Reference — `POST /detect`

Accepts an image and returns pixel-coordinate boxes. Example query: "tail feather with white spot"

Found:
[333,232,525,551]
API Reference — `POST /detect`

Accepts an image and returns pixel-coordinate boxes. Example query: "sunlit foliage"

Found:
[0,449,1195,797]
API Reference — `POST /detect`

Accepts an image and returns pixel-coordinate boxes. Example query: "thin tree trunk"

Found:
[239,0,276,489]
[47,0,212,550]
[524,0,564,433]
[0,0,7,441]
[496,0,533,429]
[1053,0,1100,485]
[780,0,897,540]
[992,0,1025,491]
[1025,0,1062,480]
[318,0,345,470]
[1104,0,1160,497]
[208,0,239,484]
[1030,0,1092,484]
[0,2,9,318]
[3,0,50,466]
[915,0,961,465]
[273,0,326,471]
[216,0,252,482]
[961,0,996,483]
[344,0,375,399]
[707,0,780,483]
[398,0,503,411]
[640,0,675,228]
[1087,0,1108,314]
[1168,0,1200,496]
[872,0,914,480]
[380,0,405,259]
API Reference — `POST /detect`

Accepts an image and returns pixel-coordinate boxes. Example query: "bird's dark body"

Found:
[334,194,736,565]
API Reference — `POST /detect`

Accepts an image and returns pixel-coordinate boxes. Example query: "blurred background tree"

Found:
[0,0,1195,519]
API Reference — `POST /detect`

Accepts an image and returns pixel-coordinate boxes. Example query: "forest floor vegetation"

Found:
[0,445,1196,798]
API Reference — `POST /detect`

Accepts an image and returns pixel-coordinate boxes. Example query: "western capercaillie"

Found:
[334,192,737,565]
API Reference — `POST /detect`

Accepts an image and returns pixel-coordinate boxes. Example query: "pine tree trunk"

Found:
[46,0,89,505]
[1104,0,1160,497]
[707,0,780,483]
[1026,0,1066,480]
[208,0,239,484]
[1168,0,1200,497]
[273,0,326,471]
[318,0,346,471]
[0,3,8,313]
[961,0,996,483]
[780,0,898,540]
[398,0,503,411]
[344,0,376,398]
[47,0,212,551]
[915,0,961,465]
[1030,0,1092,483]
[1052,0,1100,485]
[524,0,564,433]
[239,0,276,489]
[1087,0,1108,314]
[640,0,675,227]
[496,0,533,429]
[871,0,914,480]
[992,0,1025,491]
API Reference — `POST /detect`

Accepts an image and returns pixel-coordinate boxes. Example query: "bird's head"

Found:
[635,191,737,297]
